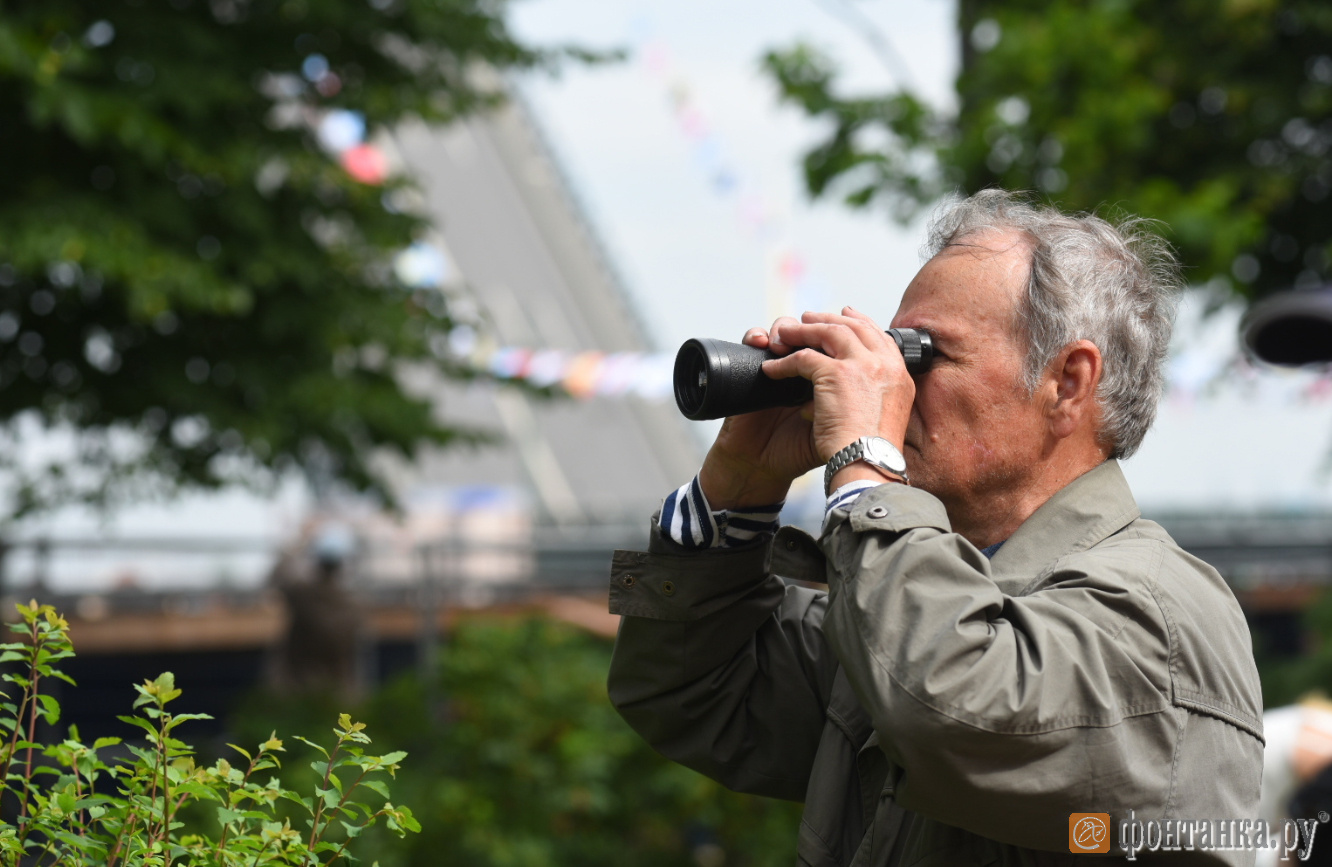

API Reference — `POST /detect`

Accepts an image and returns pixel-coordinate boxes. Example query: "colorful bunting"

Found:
[443,331,674,402]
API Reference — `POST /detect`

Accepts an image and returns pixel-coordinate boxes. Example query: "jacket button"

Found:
[622,575,636,587]
[867,506,888,519]
[784,537,798,551]
[661,581,675,596]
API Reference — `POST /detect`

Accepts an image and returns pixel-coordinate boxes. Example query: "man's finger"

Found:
[768,316,803,354]
[742,327,770,349]
[762,346,829,380]
[802,308,892,353]
[778,320,874,359]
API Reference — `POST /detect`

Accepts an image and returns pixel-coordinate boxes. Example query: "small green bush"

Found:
[0,601,418,866]
[233,617,804,867]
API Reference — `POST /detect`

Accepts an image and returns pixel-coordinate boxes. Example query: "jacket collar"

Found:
[987,459,1141,594]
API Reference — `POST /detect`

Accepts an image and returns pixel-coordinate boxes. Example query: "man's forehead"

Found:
[894,229,1029,331]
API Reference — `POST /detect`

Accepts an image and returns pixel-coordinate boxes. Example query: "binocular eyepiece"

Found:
[673,328,933,420]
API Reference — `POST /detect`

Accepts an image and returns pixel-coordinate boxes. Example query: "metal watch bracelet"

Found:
[823,437,909,496]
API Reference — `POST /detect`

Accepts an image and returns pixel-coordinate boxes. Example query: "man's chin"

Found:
[903,460,949,500]
[904,461,935,492]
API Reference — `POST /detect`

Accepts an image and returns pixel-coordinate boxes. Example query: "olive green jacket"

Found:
[607,460,1263,866]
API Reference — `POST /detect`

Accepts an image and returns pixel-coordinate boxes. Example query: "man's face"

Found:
[889,229,1049,510]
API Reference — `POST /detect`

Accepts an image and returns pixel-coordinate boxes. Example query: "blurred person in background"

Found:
[607,191,1263,865]
[268,520,361,699]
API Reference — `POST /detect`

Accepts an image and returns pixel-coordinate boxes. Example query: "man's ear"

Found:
[1045,340,1103,440]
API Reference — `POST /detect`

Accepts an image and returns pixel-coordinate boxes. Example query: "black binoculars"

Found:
[673,328,933,420]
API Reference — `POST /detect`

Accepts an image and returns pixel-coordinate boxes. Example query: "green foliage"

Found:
[233,617,803,867]
[0,600,416,865]
[1256,588,1332,709]
[0,0,587,516]
[762,0,1332,301]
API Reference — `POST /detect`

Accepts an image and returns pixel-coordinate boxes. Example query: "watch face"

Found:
[864,437,907,473]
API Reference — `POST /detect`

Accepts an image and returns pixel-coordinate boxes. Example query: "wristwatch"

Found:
[824,436,909,495]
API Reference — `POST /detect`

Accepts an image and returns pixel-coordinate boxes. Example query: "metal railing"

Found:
[0,522,648,610]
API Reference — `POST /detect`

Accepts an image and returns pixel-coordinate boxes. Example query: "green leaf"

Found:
[360,780,390,800]
[216,806,245,824]
[35,692,61,724]
[392,805,421,834]
[292,737,329,758]
[115,716,158,738]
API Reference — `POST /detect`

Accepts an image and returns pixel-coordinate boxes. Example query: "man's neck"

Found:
[945,449,1108,549]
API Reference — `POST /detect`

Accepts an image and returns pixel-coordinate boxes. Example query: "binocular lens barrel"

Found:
[673,328,933,420]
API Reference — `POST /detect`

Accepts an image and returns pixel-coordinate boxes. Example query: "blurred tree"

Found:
[231,617,803,867]
[762,0,1332,302]
[0,0,587,516]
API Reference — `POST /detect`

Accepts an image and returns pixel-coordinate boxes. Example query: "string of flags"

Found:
[438,318,670,401]
[473,344,675,401]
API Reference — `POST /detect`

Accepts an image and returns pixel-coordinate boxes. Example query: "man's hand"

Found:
[762,307,915,462]
[697,322,821,510]
[697,308,915,510]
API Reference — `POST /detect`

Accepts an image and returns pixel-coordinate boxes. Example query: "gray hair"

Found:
[923,189,1181,459]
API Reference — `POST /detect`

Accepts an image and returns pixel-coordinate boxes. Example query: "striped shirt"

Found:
[662,474,1005,559]
[661,474,881,549]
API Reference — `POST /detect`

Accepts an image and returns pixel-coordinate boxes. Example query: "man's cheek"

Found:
[967,437,1001,471]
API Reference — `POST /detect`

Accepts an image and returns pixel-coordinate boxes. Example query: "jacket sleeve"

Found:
[607,518,838,802]
[820,483,1179,850]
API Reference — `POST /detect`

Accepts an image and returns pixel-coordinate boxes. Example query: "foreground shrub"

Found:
[0,601,417,866]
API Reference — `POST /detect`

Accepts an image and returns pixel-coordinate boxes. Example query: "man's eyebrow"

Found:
[900,323,944,344]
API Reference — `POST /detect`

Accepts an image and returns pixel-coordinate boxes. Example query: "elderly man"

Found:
[607,191,1263,866]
